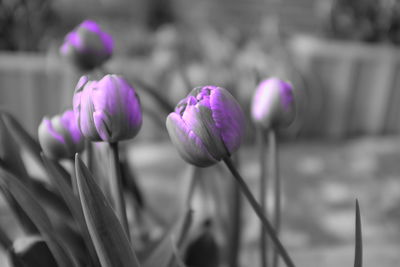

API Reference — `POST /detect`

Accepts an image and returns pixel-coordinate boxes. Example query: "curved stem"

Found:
[109,142,130,239]
[258,129,268,267]
[223,157,295,267]
[270,130,281,267]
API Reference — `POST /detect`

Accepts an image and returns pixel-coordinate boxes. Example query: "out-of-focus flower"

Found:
[166,85,245,167]
[38,110,84,159]
[73,75,142,142]
[184,219,219,267]
[9,235,57,267]
[251,78,295,130]
[60,20,113,71]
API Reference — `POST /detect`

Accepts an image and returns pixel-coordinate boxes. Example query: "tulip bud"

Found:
[184,219,219,267]
[73,75,142,142]
[38,110,84,159]
[60,20,113,71]
[166,86,245,167]
[251,78,295,130]
[9,235,57,267]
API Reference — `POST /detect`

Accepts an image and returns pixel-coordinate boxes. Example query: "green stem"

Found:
[354,199,362,267]
[223,157,295,267]
[228,155,242,267]
[85,140,93,172]
[70,158,78,196]
[258,129,269,267]
[270,130,281,267]
[109,142,130,239]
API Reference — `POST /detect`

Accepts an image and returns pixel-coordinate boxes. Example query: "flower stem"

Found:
[270,130,281,267]
[228,155,242,267]
[85,140,93,172]
[223,157,295,267]
[354,199,362,267]
[70,158,79,196]
[257,129,269,267]
[109,142,130,238]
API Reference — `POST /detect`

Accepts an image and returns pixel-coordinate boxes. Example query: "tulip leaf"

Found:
[142,208,192,267]
[0,167,78,267]
[354,199,362,267]
[0,186,39,235]
[0,223,12,249]
[1,110,43,167]
[42,154,100,266]
[75,154,140,267]
[171,240,187,267]
[29,178,72,219]
[0,115,30,181]
[142,232,175,267]
[41,154,83,222]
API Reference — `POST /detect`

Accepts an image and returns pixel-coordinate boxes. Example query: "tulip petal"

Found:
[91,75,141,142]
[75,82,101,141]
[79,20,113,54]
[181,104,227,161]
[210,88,245,154]
[93,110,112,141]
[166,113,217,167]
[60,110,82,145]
[251,78,295,129]
[38,118,69,159]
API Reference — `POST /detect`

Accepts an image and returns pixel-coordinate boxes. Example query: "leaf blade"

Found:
[75,154,140,267]
[0,167,77,267]
[42,154,100,266]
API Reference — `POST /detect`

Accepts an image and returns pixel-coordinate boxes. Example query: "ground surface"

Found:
[1,137,400,266]
[128,137,400,267]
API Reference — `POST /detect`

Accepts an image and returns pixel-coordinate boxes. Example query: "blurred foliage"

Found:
[0,0,58,51]
[322,0,400,44]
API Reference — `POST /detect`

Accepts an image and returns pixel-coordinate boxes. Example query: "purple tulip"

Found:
[166,86,245,167]
[251,78,295,130]
[60,20,113,71]
[73,75,142,142]
[38,110,84,159]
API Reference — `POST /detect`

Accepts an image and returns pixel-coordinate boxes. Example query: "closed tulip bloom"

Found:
[166,86,245,167]
[73,75,142,142]
[60,20,113,71]
[251,78,295,130]
[38,110,84,159]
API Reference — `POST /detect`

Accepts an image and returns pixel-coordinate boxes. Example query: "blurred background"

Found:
[1,0,400,266]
